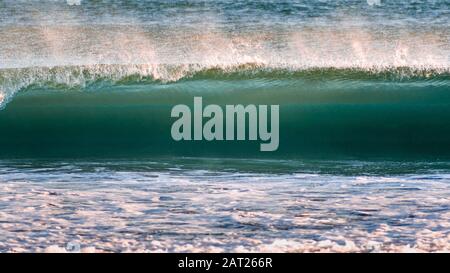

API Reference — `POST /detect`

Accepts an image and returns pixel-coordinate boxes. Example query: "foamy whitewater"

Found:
[0,159,449,253]
[0,0,449,252]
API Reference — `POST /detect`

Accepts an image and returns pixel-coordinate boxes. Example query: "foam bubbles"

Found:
[66,0,81,6]
[367,0,381,7]
[0,159,449,252]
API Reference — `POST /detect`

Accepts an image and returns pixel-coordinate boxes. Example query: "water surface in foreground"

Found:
[0,158,448,252]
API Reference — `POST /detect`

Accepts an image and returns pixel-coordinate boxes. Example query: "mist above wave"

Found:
[1,24,449,70]
[1,0,448,70]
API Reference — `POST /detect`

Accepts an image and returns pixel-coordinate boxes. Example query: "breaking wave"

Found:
[1,63,449,108]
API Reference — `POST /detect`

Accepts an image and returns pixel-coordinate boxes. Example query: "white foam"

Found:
[367,0,381,7]
[66,0,81,6]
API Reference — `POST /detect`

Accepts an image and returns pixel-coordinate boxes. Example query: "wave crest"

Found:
[0,63,449,108]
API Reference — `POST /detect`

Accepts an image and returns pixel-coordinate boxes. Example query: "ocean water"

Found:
[1,158,450,252]
[0,0,449,252]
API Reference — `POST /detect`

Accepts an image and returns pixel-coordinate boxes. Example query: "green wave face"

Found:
[1,70,450,159]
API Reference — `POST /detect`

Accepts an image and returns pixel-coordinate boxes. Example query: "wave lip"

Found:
[1,63,449,108]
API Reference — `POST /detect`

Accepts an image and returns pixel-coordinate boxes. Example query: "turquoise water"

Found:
[1,68,450,158]
[0,0,449,252]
